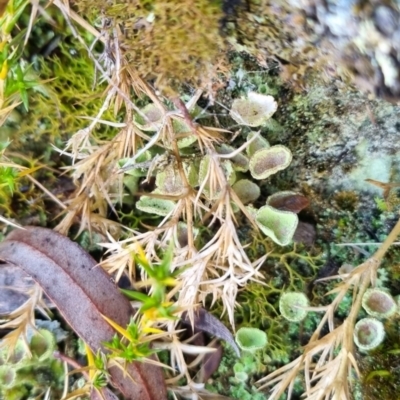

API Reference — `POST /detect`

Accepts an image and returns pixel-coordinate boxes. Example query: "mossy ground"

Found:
[1,1,400,400]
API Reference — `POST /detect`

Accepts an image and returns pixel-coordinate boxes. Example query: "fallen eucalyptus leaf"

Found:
[200,342,223,382]
[182,308,240,357]
[91,387,120,400]
[0,264,33,315]
[182,331,222,383]
[0,226,167,400]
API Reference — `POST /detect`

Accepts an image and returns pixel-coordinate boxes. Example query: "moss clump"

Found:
[3,42,115,150]
[206,344,268,400]
[75,0,226,94]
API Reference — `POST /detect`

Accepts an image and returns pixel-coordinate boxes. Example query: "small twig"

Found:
[26,175,67,210]
[171,97,198,135]
[53,351,87,376]
[373,215,400,261]
[336,242,400,246]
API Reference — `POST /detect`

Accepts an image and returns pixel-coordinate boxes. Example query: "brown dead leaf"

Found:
[0,226,167,400]
[91,387,120,400]
[182,308,240,357]
[267,192,310,213]
[200,342,223,382]
[0,264,33,316]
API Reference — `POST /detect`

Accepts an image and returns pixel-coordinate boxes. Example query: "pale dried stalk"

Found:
[100,120,264,328]
[50,2,266,383]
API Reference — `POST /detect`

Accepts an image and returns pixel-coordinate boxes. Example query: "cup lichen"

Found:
[361,288,397,319]
[353,317,385,351]
[279,292,309,322]
[235,327,268,353]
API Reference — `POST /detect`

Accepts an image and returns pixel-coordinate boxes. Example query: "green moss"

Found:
[206,344,268,400]
[15,46,114,145]
[0,166,18,215]
[74,0,225,94]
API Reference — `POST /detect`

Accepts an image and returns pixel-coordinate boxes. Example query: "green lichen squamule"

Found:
[0,330,64,400]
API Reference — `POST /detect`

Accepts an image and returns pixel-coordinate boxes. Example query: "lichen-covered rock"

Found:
[234,0,400,102]
[75,0,226,94]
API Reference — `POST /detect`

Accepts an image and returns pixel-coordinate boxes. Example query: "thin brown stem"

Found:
[26,175,67,210]
[171,97,198,135]
[373,215,400,261]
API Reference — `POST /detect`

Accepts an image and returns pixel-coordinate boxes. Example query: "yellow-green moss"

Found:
[75,0,226,94]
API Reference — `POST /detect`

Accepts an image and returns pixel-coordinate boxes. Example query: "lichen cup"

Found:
[279,292,309,322]
[362,288,397,319]
[353,317,385,351]
[235,327,268,354]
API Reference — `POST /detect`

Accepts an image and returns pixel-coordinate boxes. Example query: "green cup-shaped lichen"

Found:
[119,150,153,177]
[266,191,309,213]
[230,92,277,127]
[255,205,298,246]
[134,103,164,131]
[235,327,268,353]
[249,145,292,180]
[246,131,270,157]
[279,292,309,322]
[0,325,67,399]
[222,160,237,186]
[123,175,140,196]
[232,179,261,205]
[30,329,56,362]
[174,222,199,247]
[198,155,211,185]
[172,119,197,149]
[235,371,249,382]
[0,365,16,388]
[183,161,199,188]
[136,195,176,216]
[0,339,27,365]
[156,165,184,195]
[199,156,236,199]
[353,317,385,351]
[233,362,245,374]
[362,288,397,319]
[217,144,249,172]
